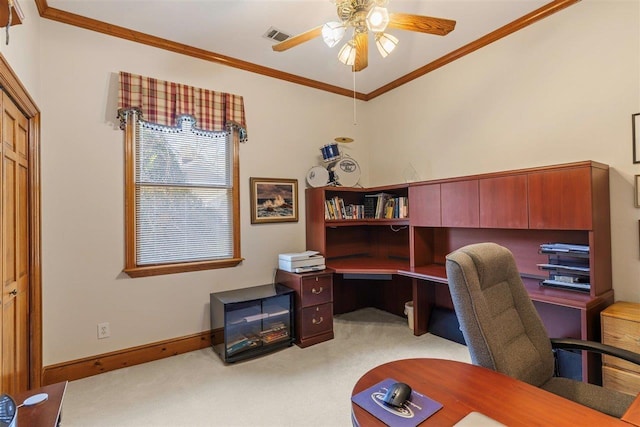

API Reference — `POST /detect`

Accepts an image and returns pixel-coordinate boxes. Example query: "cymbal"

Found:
[334,137,354,143]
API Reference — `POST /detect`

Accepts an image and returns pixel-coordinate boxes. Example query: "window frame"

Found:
[122,111,243,277]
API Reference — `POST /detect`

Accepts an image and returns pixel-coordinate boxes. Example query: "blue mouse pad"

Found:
[351,378,443,427]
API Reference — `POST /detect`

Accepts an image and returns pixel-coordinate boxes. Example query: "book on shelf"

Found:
[351,378,442,427]
[227,334,259,354]
[260,321,289,343]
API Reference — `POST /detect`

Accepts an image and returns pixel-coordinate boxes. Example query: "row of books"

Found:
[365,193,408,219]
[324,194,408,220]
[260,322,289,344]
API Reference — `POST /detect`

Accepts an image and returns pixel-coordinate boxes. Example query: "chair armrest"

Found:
[551,338,640,366]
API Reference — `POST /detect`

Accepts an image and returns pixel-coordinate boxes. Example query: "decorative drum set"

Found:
[306,140,361,188]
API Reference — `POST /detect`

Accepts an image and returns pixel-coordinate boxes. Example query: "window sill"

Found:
[124,258,244,278]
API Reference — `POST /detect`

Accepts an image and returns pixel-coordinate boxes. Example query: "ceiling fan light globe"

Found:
[338,40,357,66]
[375,32,398,58]
[366,6,389,32]
[322,21,346,48]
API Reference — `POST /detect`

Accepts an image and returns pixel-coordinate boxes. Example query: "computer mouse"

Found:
[382,382,412,407]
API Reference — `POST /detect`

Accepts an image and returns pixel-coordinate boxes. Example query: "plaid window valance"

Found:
[117,71,247,142]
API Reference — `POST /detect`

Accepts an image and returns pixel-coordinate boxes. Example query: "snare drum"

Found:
[320,143,341,162]
[328,157,361,187]
[306,166,330,188]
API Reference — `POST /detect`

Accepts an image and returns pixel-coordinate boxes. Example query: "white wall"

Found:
[36,20,370,364]
[367,0,640,303]
[8,0,639,366]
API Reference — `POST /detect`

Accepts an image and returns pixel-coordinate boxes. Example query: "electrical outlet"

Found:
[97,322,110,339]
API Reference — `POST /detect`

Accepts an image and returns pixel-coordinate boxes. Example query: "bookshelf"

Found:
[306,161,613,384]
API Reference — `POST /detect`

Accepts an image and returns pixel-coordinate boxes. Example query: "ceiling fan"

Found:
[272,0,456,72]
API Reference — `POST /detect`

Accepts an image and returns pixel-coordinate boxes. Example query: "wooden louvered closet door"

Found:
[1,91,29,394]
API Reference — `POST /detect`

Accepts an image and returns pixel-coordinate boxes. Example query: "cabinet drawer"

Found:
[300,303,333,338]
[602,316,640,374]
[603,366,640,396]
[301,275,333,307]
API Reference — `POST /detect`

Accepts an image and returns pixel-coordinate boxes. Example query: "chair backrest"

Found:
[445,242,555,387]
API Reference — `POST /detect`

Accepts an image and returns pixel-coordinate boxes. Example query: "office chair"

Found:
[445,242,640,418]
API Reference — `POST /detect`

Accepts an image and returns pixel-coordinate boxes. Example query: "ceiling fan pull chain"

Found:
[353,69,357,125]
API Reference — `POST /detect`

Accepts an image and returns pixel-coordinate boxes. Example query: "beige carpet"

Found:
[62,308,471,426]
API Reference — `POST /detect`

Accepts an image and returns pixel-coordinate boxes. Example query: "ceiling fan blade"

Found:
[353,32,368,72]
[272,26,323,52]
[388,13,456,36]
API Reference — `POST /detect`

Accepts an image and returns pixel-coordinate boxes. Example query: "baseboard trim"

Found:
[42,328,224,385]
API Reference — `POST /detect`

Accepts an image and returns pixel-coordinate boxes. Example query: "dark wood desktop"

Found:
[14,381,67,427]
[351,359,639,426]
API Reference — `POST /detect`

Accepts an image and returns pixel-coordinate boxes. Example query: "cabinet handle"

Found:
[312,287,323,294]
[9,289,17,296]
[312,316,324,325]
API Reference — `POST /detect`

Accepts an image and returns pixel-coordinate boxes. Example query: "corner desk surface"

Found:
[351,358,639,426]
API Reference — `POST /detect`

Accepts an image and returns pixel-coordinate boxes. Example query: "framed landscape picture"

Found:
[250,177,298,224]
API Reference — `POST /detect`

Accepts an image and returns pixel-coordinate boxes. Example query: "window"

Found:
[122,112,242,277]
[117,72,247,277]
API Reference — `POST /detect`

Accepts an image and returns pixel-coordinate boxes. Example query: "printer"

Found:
[278,251,325,273]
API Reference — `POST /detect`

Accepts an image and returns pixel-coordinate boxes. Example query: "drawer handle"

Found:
[312,316,324,325]
[312,287,323,294]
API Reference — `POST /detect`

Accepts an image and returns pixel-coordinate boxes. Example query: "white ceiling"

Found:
[48,0,554,94]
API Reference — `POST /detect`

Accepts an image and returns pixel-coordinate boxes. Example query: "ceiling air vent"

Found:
[263,27,291,43]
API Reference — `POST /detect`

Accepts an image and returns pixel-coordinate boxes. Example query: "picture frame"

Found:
[250,177,298,224]
[635,175,640,208]
[633,113,640,163]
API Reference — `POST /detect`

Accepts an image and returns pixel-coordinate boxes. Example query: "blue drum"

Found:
[320,143,341,162]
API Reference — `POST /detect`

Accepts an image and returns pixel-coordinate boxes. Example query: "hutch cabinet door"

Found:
[479,175,528,229]
[441,180,479,228]
[528,167,592,230]
[409,184,441,227]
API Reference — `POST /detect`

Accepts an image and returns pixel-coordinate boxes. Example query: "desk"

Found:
[14,381,67,427]
[351,358,637,426]
[333,265,612,383]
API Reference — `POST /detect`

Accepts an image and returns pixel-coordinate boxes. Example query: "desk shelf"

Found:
[326,256,410,275]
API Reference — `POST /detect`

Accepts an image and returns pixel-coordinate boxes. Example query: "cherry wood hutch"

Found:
[305,161,612,384]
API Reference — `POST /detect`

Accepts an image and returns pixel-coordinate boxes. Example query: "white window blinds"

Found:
[135,115,233,265]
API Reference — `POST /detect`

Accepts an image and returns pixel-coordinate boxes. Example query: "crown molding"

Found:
[35,0,579,101]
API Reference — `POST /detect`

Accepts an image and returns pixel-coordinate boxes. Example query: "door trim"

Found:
[0,54,42,388]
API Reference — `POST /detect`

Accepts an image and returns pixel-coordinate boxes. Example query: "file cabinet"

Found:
[275,269,334,347]
[601,301,640,395]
